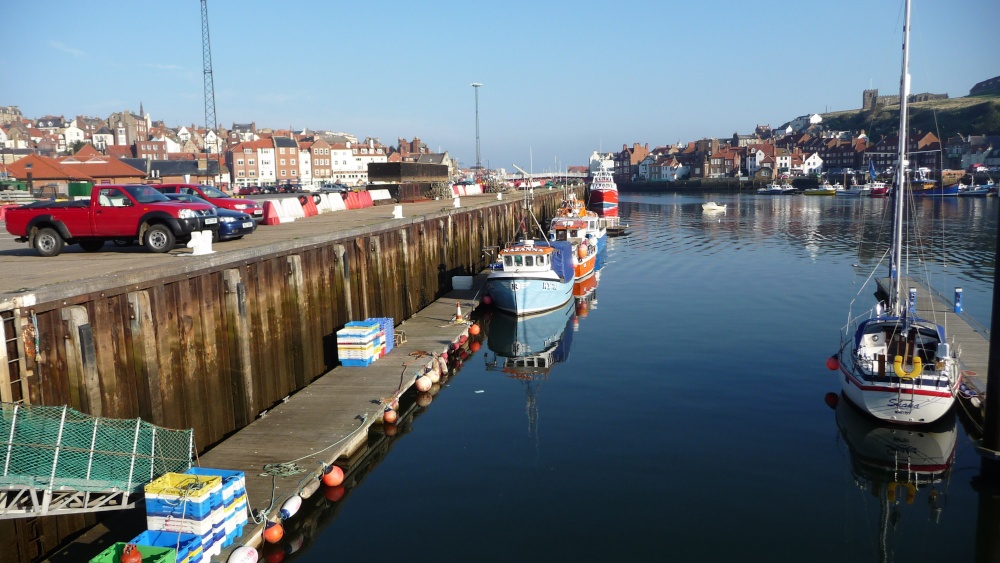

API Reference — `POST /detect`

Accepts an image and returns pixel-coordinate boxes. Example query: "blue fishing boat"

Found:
[485,239,575,315]
[485,297,575,370]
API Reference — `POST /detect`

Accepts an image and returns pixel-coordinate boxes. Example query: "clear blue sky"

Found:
[3,0,997,173]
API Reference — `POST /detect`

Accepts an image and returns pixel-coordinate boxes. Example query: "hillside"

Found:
[817,95,1000,140]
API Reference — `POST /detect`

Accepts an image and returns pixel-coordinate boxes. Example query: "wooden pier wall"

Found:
[0,190,571,563]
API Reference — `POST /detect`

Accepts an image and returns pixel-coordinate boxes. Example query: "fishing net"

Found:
[0,403,192,492]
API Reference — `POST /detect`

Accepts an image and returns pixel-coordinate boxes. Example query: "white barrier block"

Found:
[369,189,392,202]
[327,193,347,212]
[392,205,403,219]
[315,194,332,213]
[453,197,461,208]
[497,193,502,200]
[264,198,292,223]
[280,198,306,219]
[185,230,215,256]
[465,184,483,195]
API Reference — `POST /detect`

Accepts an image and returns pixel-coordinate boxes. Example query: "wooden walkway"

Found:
[876,276,991,430]
[197,275,486,557]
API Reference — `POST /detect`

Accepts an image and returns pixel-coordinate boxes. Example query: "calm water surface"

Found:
[287,192,998,562]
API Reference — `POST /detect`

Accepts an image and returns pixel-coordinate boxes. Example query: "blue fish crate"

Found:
[368,317,395,353]
[341,357,375,367]
[184,467,245,511]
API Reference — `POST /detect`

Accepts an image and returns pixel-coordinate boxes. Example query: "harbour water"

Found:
[286,192,997,562]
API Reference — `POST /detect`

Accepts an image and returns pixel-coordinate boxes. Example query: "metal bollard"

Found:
[955,287,963,313]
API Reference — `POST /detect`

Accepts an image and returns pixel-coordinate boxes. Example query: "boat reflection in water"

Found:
[834,394,957,560]
[484,298,576,436]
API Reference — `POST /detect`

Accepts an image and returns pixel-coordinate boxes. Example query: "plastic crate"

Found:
[90,542,176,563]
[341,357,375,367]
[130,530,202,563]
[184,467,246,517]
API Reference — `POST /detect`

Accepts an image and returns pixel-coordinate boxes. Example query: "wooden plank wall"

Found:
[0,191,569,563]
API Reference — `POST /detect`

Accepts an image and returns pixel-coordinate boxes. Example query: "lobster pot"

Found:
[185,467,248,547]
[368,317,395,354]
[337,321,381,366]
[90,542,177,563]
[129,531,202,563]
[144,473,224,557]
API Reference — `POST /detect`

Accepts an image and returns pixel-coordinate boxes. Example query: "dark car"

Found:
[319,183,350,195]
[162,193,257,242]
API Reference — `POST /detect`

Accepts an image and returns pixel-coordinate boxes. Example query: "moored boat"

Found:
[547,217,598,280]
[701,201,727,211]
[485,239,575,316]
[586,164,619,217]
[803,182,840,196]
[833,0,960,425]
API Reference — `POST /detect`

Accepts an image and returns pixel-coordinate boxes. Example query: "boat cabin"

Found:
[498,240,554,272]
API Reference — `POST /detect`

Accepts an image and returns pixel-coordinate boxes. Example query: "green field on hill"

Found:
[820,95,1000,139]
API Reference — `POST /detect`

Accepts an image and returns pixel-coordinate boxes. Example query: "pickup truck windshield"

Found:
[199,185,228,198]
[125,185,171,203]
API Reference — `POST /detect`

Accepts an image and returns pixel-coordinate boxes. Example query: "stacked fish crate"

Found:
[337,320,381,366]
[369,317,395,356]
[184,467,249,548]
[137,472,225,561]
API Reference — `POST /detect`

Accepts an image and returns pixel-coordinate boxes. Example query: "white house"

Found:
[298,145,312,187]
[802,152,824,176]
[258,144,276,186]
[152,134,182,153]
[61,125,86,149]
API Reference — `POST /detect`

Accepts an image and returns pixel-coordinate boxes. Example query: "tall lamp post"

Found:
[471,83,482,178]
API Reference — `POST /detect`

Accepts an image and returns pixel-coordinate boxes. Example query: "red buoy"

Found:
[824,392,840,410]
[482,295,493,306]
[120,544,142,563]
[383,408,398,424]
[825,355,840,371]
[322,465,344,487]
[263,520,284,544]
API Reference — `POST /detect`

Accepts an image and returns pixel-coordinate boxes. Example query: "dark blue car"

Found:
[162,193,257,242]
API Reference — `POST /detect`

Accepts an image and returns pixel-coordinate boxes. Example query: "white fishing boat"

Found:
[701,201,726,212]
[833,0,960,425]
[552,192,608,253]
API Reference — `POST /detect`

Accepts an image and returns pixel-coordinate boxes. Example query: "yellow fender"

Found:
[893,355,923,379]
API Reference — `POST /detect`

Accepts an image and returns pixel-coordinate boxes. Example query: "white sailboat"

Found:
[832,0,960,425]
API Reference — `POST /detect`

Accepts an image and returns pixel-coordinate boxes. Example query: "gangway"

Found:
[0,402,192,519]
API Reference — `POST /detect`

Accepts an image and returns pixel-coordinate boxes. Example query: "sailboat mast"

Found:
[891,0,912,315]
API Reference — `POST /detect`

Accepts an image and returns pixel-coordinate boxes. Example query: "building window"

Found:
[249,160,255,165]
[281,170,286,176]
[291,159,296,165]
[237,159,244,166]
[279,148,285,154]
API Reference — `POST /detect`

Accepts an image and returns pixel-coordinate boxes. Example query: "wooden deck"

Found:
[876,276,990,431]
[198,275,486,556]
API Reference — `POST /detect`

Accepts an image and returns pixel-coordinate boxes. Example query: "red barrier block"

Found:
[299,195,319,217]
[357,191,373,208]
[262,200,282,225]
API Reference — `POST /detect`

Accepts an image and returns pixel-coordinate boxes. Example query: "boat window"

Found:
[524,255,534,267]
[538,255,545,266]
[514,255,523,267]
[503,256,513,267]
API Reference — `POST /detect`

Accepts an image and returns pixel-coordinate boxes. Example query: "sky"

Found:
[3,0,998,173]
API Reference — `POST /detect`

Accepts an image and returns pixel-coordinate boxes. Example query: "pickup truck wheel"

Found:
[144,224,175,253]
[79,240,105,252]
[34,228,65,257]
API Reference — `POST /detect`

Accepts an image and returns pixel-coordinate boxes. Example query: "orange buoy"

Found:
[323,485,346,502]
[470,341,481,352]
[826,355,840,371]
[577,244,587,259]
[383,408,398,424]
[384,423,398,437]
[263,520,284,544]
[322,465,344,487]
[120,544,142,563]
[416,375,432,392]
[824,392,840,410]
[469,323,481,336]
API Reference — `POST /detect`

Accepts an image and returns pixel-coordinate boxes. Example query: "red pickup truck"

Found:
[155,183,264,223]
[4,184,219,257]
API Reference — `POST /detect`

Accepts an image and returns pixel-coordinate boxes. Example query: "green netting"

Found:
[0,403,192,493]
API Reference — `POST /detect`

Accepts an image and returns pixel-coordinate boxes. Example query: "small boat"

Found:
[757,182,796,194]
[956,180,995,197]
[803,183,840,196]
[911,183,960,197]
[547,217,598,280]
[834,0,960,425]
[553,193,607,253]
[586,164,619,217]
[701,201,726,212]
[837,178,873,197]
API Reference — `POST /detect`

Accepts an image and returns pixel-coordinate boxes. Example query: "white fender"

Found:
[280,494,302,520]
[227,545,259,563]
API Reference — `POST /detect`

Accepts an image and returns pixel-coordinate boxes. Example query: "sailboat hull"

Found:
[838,353,958,425]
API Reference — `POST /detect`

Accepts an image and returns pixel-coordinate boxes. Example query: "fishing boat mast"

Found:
[891,0,912,317]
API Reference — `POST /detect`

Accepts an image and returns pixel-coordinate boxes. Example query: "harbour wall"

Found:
[0,188,573,563]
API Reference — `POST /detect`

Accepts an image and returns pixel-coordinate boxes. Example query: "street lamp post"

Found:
[471,83,482,177]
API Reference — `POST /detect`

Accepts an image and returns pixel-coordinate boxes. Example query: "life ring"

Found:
[887,481,916,504]
[893,355,923,379]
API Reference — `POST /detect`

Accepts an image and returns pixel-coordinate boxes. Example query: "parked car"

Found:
[154,183,264,223]
[319,183,349,195]
[238,185,260,196]
[3,184,218,256]
[161,193,257,241]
